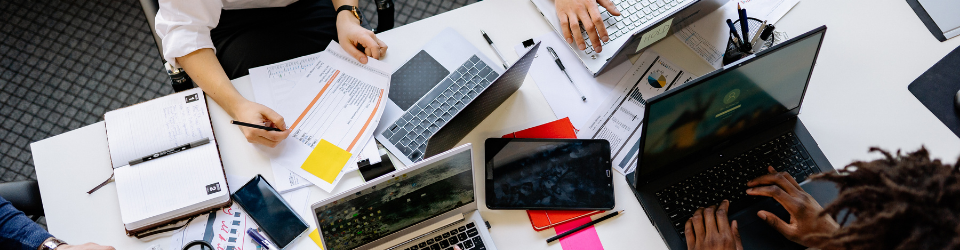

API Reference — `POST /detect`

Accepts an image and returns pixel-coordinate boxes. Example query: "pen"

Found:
[248,228,276,250]
[725,19,744,51]
[480,29,509,69]
[546,210,624,243]
[128,138,210,166]
[546,47,587,102]
[738,4,751,51]
[232,120,282,132]
[750,20,767,52]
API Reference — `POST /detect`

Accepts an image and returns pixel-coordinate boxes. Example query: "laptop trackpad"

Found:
[730,198,805,250]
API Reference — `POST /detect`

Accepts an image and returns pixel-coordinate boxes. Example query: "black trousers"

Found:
[211,0,338,79]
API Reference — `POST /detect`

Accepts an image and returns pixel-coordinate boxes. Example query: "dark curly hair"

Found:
[810,147,960,250]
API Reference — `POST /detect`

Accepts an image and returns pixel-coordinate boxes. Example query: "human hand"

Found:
[336,10,387,64]
[56,243,116,250]
[746,166,840,248]
[685,200,742,250]
[555,0,620,52]
[232,101,291,147]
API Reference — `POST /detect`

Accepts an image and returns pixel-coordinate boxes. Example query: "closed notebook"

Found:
[501,117,601,231]
[104,87,230,235]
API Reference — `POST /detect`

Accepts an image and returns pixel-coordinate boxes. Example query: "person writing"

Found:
[554,0,620,53]
[155,0,387,147]
[0,196,114,250]
[685,147,960,250]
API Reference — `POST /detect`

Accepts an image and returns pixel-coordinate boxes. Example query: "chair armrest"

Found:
[0,181,44,217]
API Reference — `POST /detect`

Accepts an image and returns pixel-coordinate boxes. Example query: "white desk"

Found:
[30,0,960,249]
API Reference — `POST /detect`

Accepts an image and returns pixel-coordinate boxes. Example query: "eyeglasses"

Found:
[182,240,214,250]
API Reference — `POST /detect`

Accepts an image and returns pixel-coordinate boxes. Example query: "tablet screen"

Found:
[485,139,614,210]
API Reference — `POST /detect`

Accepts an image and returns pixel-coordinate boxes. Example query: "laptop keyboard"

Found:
[381,55,499,162]
[401,222,487,250]
[654,132,818,236]
[582,0,682,54]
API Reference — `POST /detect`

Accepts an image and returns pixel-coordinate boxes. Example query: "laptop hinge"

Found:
[381,213,466,250]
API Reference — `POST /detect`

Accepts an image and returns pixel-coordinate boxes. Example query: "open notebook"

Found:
[104,87,230,235]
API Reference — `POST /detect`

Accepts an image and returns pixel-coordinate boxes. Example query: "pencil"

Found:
[231,120,282,132]
[546,210,624,243]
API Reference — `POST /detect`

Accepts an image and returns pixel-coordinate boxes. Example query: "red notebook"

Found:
[501,118,601,231]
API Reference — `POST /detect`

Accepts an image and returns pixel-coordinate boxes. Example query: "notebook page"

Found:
[104,88,214,168]
[114,143,228,226]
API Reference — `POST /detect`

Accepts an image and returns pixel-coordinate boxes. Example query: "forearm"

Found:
[0,197,52,250]
[177,48,246,118]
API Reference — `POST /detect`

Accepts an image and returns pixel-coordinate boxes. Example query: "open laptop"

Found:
[310,144,497,250]
[531,0,727,76]
[626,26,834,250]
[376,28,540,166]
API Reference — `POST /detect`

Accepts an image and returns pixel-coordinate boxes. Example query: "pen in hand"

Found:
[232,120,282,132]
[547,46,587,102]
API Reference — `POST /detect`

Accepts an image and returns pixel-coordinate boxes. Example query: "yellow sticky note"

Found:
[301,139,352,183]
[309,228,325,249]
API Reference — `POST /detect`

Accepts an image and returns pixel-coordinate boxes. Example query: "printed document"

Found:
[579,51,698,175]
[266,41,390,193]
[674,0,800,69]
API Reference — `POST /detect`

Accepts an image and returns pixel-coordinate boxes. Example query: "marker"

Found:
[232,120,282,132]
[547,47,587,102]
[725,19,744,51]
[481,30,509,69]
[247,228,276,250]
[128,138,209,166]
[546,210,625,243]
[750,20,767,52]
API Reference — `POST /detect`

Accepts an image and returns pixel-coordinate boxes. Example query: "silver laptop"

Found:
[531,0,726,76]
[310,144,498,250]
[375,28,541,166]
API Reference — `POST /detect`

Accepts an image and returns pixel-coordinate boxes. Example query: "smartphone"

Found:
[485,138,615,210]
[232,175,309,249]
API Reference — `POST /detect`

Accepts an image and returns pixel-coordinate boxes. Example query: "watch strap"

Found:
[336,5,362,24]
[39,237,66,250]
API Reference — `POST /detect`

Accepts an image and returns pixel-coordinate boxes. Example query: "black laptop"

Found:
[626,26,833,250]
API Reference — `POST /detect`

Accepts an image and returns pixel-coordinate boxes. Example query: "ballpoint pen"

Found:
[481,29,509,69]
[248,228,276,249]
[547,46,587,102]
[725,19,744,52]
[546,210,624,243]
[738,4,751,51]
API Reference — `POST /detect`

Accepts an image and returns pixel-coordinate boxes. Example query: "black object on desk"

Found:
[546,210,624,243]
[905,0,948,42]
[231,120,282,132]
[908,44,960,139]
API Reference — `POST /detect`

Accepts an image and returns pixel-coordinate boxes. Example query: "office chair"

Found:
[0,181,44,222]
[138,0,395,91]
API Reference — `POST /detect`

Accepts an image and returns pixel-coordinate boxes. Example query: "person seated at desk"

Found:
[554,0,620,53]
[685,147,960,250]
[156,0,388,147]
[0,196,114,250]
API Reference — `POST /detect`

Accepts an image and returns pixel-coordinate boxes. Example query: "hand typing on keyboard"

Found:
[684,200,742,250]
[555,0,620,52]
[744,166,840,248]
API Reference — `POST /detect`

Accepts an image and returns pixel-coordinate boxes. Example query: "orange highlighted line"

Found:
[346,89,383,151]
[289,70,339,131]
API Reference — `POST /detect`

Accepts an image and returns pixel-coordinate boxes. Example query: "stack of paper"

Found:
[250,41,390,193]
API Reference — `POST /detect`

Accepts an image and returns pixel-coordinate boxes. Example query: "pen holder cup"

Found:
[722,18,766,66]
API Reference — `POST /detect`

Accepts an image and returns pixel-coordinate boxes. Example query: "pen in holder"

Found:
[723,17,780,66]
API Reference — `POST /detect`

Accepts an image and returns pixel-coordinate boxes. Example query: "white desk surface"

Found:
[30,0,960,249]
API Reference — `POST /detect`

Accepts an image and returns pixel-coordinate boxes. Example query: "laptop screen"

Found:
[637,28,825,178]
[314,149,474,250]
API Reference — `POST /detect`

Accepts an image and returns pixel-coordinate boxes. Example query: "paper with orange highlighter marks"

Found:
[266,41,391,193]
[168,203,260,250]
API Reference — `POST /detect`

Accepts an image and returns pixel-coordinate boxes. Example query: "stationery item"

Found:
[247,228,277,250]
[908,44,960,138]
[726,19,744,50]
[750,20,768,52]
[103,87,230,236]
[300,139,352,183]
[760,24,776,41]
[167,203,260,250]
[674,0,800,68]
[232,175,310,250]
[547,47,587,102]
[554,216,605,250]
[580,51,698,175]
[308,229,323,248]
[528,210,603,232]
[267,41,390,193]
[907,0,960,41]
[485,138,614,210]
[547,210,624,243]
[738,4,751,50]
[231,120,282,132]
[511,33,634,129]
[481,29,509,69]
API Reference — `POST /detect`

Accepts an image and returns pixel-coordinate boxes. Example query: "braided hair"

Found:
[811,147,960,250]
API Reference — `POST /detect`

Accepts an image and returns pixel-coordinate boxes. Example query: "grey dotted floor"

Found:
[0,0,477,226]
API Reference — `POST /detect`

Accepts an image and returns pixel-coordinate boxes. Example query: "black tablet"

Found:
[485,138,614,210]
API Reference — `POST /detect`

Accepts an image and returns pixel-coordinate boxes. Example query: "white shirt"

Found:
[155,0,300,67]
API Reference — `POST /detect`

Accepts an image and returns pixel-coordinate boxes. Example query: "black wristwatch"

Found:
[337,5,363,25]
